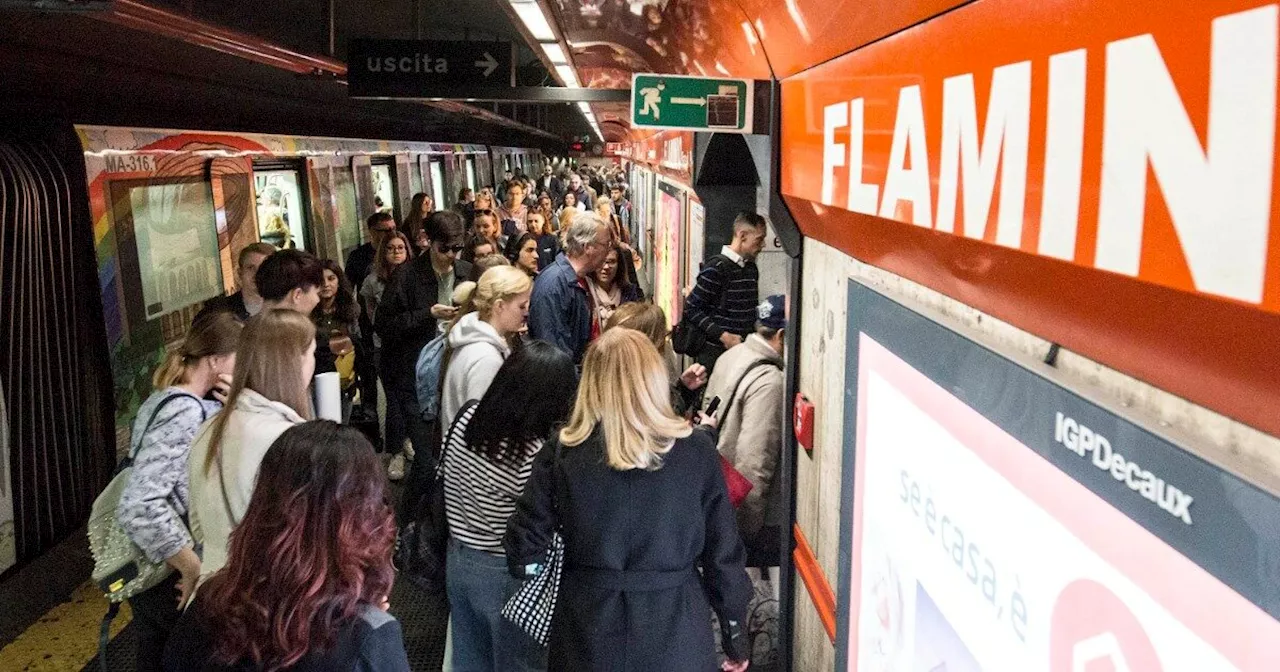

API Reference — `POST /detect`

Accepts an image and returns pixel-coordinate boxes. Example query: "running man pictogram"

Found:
[639,82,665,120]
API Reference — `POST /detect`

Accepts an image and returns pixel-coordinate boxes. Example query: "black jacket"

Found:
[163,595,410,672]
[505,427,752,671]
[195,291,251,323]
[373,254,472,389]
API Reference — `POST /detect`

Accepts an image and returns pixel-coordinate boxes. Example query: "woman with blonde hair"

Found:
[187,309,316,584]
[504,328,752,672]
[117,311,241,671]
[605,302,707,416]
[440,265,532,427]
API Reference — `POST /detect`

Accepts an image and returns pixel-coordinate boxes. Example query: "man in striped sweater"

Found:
[683,212,768,373]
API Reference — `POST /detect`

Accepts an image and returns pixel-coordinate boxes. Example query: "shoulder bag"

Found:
[501,438,565,647]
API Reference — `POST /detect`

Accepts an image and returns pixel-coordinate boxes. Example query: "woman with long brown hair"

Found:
[165,421,408,672]
[505,328,751,672]
[401,191,434,254]
[360,230,411,326]
[187,309,316,583]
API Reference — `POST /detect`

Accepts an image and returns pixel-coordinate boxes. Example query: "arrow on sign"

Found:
[670,96,706,106]
[475,52,499,77]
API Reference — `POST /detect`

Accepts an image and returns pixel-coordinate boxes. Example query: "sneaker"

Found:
[388,454,406,481]
[402,439,416,461]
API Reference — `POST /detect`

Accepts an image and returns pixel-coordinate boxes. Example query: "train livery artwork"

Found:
[77,126,539,455]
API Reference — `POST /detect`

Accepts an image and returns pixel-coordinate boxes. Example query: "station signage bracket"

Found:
[347,39,516,97]
[631,73,755,134]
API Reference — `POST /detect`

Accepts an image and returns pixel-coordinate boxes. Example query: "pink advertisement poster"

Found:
[843,331,1280,671]
[655,181,684,325]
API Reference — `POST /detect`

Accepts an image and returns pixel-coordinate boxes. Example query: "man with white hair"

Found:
[527,211,613,363]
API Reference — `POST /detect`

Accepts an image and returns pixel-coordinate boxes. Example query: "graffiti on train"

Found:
[790,0,1280,311]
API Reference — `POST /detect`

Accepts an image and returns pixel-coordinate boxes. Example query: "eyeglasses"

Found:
[474,208,493,215]
[436,243,466,253]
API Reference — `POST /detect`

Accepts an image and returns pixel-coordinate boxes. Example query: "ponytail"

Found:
[152,349,190,389]
[153,311,243,391]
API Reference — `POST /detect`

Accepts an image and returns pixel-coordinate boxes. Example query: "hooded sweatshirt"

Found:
[441,311,511,428]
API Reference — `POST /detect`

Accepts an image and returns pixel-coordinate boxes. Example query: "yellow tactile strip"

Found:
[0,582,131,671]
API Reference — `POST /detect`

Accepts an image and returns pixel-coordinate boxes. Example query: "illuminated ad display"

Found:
[835,282,1280,671]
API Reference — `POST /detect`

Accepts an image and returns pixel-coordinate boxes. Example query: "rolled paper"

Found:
[313,371,342,422]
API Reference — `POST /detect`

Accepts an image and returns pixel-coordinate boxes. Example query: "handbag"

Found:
[714,359,782,508]
[501,439,565,647]
[720,453,753,508]
[672,255,733,356]
[395,399,472,594]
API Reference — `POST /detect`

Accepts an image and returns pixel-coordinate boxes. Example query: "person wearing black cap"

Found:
[702,294,787,567]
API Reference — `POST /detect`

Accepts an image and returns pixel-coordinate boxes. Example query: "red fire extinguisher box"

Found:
[794,393,815,454]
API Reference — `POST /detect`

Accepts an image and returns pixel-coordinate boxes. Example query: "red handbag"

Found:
[720,453,753,508]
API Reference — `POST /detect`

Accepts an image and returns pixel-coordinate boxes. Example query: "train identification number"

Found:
[105,154,155,174]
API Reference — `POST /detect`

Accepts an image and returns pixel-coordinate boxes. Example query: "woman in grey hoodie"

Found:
[116,312,241,672]
[440,265,533,428]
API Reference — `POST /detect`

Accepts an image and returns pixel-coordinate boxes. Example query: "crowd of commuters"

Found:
[106,161,785,672]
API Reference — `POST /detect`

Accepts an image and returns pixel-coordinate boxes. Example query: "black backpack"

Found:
[672,254,733,356]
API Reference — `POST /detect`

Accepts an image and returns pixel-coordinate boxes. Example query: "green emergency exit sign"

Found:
[631,73,754,134]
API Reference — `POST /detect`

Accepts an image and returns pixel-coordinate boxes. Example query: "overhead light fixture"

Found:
[511,1,556,42]
[542,42,568,64]
[577,101,591,114]
[555,64,579,87]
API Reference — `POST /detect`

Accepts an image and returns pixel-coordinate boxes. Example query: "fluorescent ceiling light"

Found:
[577,101,591,113]
[511,1,556,42]
[555,64,579,87]
[541,42,568,64]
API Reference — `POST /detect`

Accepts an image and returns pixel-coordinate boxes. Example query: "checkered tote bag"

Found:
[501,532,564,646]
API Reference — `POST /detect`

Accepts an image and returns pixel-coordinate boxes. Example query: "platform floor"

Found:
[0,529,448,671]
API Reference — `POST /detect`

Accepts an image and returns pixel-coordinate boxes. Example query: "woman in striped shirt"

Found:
[441,340,578,671]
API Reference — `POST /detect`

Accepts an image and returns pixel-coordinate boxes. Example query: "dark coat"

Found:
[373,254,472,392]
[194,290,250,323]
[505,427,752,671]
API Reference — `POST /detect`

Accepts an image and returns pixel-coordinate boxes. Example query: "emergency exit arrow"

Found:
[670,96,706,106]
[475,52,499,77]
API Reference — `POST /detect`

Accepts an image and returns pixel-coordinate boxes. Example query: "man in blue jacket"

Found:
[527,211,613,364]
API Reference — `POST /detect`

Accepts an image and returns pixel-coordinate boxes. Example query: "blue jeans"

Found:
[446,539,546,672]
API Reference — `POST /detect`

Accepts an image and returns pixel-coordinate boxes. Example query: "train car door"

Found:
[251,159,313,252]
[369,157,398,221]
[429,157,447,209]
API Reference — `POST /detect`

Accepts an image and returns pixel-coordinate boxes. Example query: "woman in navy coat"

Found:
[505,328,752,671]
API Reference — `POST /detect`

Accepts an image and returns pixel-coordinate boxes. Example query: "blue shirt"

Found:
[528,253,592,363]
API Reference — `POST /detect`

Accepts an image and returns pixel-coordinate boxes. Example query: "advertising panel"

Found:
[127,182,223,320]
[655,180,685,325]
[0,380,12,574]
[837,282,1280,671]
[686,199,706,292]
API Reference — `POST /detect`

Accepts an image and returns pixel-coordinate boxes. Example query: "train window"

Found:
[333,168,360,255]
[429,160,446,210]
[109,178,223,321]
[253,170,309,252]
[465,157,477,192]
[371,162,397,219]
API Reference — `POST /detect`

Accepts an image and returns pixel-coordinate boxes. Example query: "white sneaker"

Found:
[402,439,416,461]
[388,454,406,481]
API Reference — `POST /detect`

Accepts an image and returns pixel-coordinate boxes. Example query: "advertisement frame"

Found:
[835,280,1280,671]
